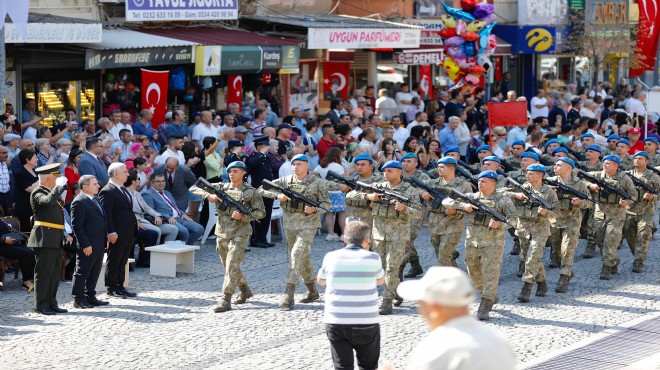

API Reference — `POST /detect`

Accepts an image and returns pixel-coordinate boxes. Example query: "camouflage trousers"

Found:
[582,208,597,249]
[431,232,462,267]
[464,235,505,301]
[404,222,421,262]
[516,225,549,284]
[373,239,407,300]
[593,214,625,267]
[623,213,654,262]
[216,235,249,295]
[548,224,581,276]
[284,228,317,286]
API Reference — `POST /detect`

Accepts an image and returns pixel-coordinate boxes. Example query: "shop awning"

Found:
[5,13,102,44]
[139,27,301,46]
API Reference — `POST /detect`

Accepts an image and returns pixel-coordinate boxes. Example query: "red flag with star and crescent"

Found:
[227,74,243,110]
[323,62,350,100]
[141,69,169,128]
[631,0,660,77]
[419,65,432,100]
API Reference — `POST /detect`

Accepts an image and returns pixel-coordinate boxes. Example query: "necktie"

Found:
[121,187,133,206]
[93,196,104,214]
[97,156,106,168]
[160,191,181,217]
[167,173,173,188]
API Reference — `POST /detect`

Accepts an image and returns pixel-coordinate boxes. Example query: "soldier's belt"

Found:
[34,221,64,229]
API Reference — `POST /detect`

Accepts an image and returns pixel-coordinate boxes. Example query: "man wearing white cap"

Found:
[397,267,516,370]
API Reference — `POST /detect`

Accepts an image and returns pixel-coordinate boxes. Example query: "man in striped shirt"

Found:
[318,221,385,370]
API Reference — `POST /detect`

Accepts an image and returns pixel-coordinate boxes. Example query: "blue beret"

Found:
[481,155,501,164]
[602,154,621,163]
[585,144,602,153]
[552,147,569,156]
[545,139,559,146]
[401,152,419,161]
[352,153,373,164]
[477,170,498,180]
[556,157,575,168]
[227,161,247,170]
[382,160,402,170]
[438,157,458,165]
[520,151,539,161]
[580,133,595,140]
[291,154,308,163]
[644,137,659,145]
[607,134,620,141]
[512,140,526,147]
[617,139,631,147]
[443,146,460,156]
[633,151,650,160]
[526,163,546,173]
[476,145,491,153]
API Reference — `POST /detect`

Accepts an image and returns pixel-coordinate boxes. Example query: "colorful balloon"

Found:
[456,20,466,35]
[439,28,457,38]
[466,20,486,33]
[441,2,475,21]
[460,0,478,13]
[445,36,465,47]
[463,31,479,42]
[441,14,457,29]
[473,4,495,19]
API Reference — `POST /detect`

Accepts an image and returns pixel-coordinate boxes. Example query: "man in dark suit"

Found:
[28,163,69,315]
[326,99,342,126]
[99,163,137,298]
[70,175,110,308]
[247,136,275,248]
[158,157,196,213]
[77,137,109,186]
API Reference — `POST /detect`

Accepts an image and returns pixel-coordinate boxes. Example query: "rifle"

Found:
[626,173,658,195]
[543,178,594,204]
[504,176,562,216]
[646,165,660,178]
[449,188,514,228]
[405,176,447,210]
[355,181,423,208]
[326,170,358,189]
[194,178,259,221]
[577,169,637,203]
[560,143,586,161]
[456,165,478,189]
[262,179,329,212]
[457,159,479,175]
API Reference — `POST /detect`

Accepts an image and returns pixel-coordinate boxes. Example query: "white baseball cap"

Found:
[397,266,476,307]
[3,133,20,142]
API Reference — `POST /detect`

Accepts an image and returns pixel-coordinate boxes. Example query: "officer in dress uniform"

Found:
[247,136,275,248]
[28,163,69,315]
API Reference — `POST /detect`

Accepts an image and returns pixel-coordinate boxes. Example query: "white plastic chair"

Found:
[201,201,217,244]
[267,199,285,243]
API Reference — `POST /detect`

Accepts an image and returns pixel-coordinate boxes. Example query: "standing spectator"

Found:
[406,97,423,125]
[317,124,338,161]
[192,111,220,147]
[202,137,222,182]
[313,147,347,241]
[455,110,472,160]
[395,84,414,119]
[5,133,21,160]
[156,135,187,167]
[156,111,172,146]
[182,141,208,221]
[35,138,56,167]
[132,109,156,142]
[166,110,188,139]
[292,107,308,137]
[250,109,268,141]
[627,90,647,117]
[317,220,384,370]
[377,138,401,166]
[443,91,462,119]
[20,98,43,136]
[375,88,397,122]
[257,99,280,127]
[391,116,409,145]
[358,128,378,160]
[326,99,342,126]
[438,116,460,151]
[13,149,39,232]
[78,137,109,186]
[160,157,197,212]
[64,149,83,202]
[0,145,9,215]
[109,129,133,162]
[530,89,549,119]
[567,97,582,125]
[396,267,516,370]
[223,140,246,168]
[302,120,320,170]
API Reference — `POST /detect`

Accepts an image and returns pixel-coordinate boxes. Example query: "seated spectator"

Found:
[0,217,35,291]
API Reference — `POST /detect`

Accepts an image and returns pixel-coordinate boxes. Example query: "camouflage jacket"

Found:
[584,170,636,220]
[625,169,660,217]
[424,176,472,235]
[545,175,590,229]
[443,190,516,241]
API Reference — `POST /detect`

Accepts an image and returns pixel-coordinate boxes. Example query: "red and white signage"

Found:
[403,19,445,45]
[395,49,444,65]
[141,69,169,128]
[307,28,420,49]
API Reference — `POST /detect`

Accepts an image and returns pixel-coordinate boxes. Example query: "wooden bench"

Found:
[144,243,200,278]
[95,255,135,292]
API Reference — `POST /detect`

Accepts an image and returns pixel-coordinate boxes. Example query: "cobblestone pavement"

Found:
[0,225,658,369]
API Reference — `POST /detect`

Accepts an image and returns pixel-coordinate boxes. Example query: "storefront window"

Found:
[23,80,95,127]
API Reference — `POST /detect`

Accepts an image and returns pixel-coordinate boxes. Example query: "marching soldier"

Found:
[546,158,591,293]
[191,161,266,313]
[507,164,558,302]
[601,134,619,156]
[258,154,330,310]
[28,163,69,315]
[400,152,429,279]
[428,146,461,178]
[481,156,509,189]
[343,153,382,231]
[583,154,636,280]
[643,137,660,167]
[578,144,602,255]
[541,139,560,167]
[615,139,634,171]
[552,147,569,160]
[577,133,595,157]
[503,140,525,171]
[623,152,660,273]
[471,145,493,173]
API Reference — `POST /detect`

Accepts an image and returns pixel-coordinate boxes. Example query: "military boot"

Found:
[299,282,320,303]
[583,244,596,258]
[611,263,618,275]
[404,257,423,278]
[555,274,570,293]
[379,299,393,315]
[600,265,612,280]
[476,298,494,321]
[517,261,525,278]
[536,281,548,297]
[548,249,560,268]
[393,292,403,307]
[398,263,405,282]
[517,282,533,302]
[279,284,296,310]
[213,293,233,313]
[632,260,645,273]
[234,285,253,304]
[510,239,521,255]
[451,250,460,267]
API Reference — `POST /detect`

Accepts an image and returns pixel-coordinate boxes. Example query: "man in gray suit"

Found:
[77,137,109,186]
[157,157,196,212]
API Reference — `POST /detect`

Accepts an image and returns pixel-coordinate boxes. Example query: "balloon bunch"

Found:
[440,0,497,94]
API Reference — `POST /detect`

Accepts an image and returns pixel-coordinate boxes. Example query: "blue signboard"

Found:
[493,25,557,54]
[125,0,238,22]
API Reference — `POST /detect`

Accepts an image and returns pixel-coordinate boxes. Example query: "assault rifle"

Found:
[504,176,562,216]
[500,159,516,173]
[355,181,423,208]
[577,170,636,203]
[262,179,329,212]
[455,166,478,189]
[457,159,479,175]
[405,176,447,210]
[646,165,660,178]
[326,170,358,189]
[194,178,259,220]
[626,173,658,195]
[543,178,594,205]
[560,143,586,162]
[449,189,514,228]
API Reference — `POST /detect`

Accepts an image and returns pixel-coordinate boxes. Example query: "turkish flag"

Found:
[323,62,350,100]
[487,101,528,127]
[631,0,660,77]
[141,69,169,128]
[227,74,243,110]
[419,65,432,100]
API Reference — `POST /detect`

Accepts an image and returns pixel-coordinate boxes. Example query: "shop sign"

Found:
[493,25,556,54]
[518,0,568,26]
[585,0,628,25]
[85,46,194,70]
[125,0,238,22]
[307,28,420,49]
[260,46,282,71]
[395,50,444,65]
[195,46,221,76]
[403,19,444,45]
[5,23,102,44]
[220,46,262,73]
[279,45,300,74]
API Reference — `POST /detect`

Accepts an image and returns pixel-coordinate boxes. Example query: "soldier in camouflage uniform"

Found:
[470,145,493,173]
[623,152,660,273]
[578,144,603,257]
[258,154,331,310]
[541,139,561,167]
[481,156,509,189]
[503,140,525,171]
[577,133,595,158]
[191,161,266,313]
[442,170,517,321]
[583,154,637,280]
[546,158,591,293]
[400,152,429,278]
[601,134,620,156]
[420,157,471,267]
[643,137,660,167]
[428,146,461,178]
[503,151,540,259]
[335,153,381,228]
[507,164,558,302]
[349,160,419,315]
[615,139,634,171]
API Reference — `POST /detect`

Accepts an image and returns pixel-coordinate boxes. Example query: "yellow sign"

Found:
[195,46,221,76]
[525,28,554,53]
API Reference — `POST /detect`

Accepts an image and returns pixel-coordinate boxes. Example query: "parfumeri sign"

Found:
[125,0,238,21]
[307,28,420,49]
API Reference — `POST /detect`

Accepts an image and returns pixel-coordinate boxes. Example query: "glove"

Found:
[55,176,68,187]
